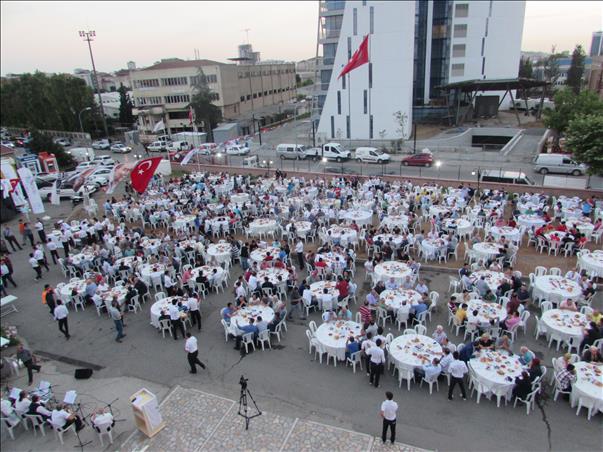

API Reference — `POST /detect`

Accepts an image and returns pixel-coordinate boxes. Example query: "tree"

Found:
[28,130,76,170]
[295,74,302,86]
[518,57,534,99]
[188,68,222,142]
[542,46,562,86]
[565,114,603,175]
[566,45,586,94]
[543,89,603,137]
[118,83,134,126]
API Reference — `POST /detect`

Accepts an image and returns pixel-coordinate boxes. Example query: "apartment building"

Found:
[131,58,296,135]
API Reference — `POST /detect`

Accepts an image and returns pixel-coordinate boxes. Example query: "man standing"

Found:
[367,339,386,388]
[1,256,17,288]
[185,332,206,374]
[34,218,47,244]
[447,351,468,401]
[380,391,398,444]
[108,301,126,342]
[23,223,35,248]
[29,252,42,281]
[33,245,49,272]
[54,300,70,339]
[2,226,22,252]
[168,299,185,340]
[46,240,59,265]
[295,239,304,269]
[16,344,41,386]
[188,293,202,331]
[42,284,56,315]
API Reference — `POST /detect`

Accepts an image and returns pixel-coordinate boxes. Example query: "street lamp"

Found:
[435,160,442,178]
[78,30,109,140]
[78,106,92,134]
[471,167,482,196]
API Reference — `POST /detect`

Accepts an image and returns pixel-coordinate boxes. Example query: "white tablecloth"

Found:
[490,226,521,243]
[389,334,443,370]
[470,350,523,400]
[561,207,583,219]
[229,306,275,335]
[257,268,289,285]
[421,238,448,260]
[516,215,547,229]
[373,261,413,284]
[517,202,545,214]
[342,209,373,226]
[207,216,231,231]
[472,242,502,261]
[190,265,224,282]
[326,226,357,243]
[444,218,472,236]
[467,299,506,324]
[374,234,405,249]
[139,264,166,284]
[150,296,190,328]
[541,309,587,342]
[571,362,603,414]
[207,243,232,263]
[315,321,362,361]
[533,276,582,304]
[249,218,278,234]
[578,250,603,276]
[250,246,281,263]
[471,270,506,293]
[380,289,421,311]
[310,281,340,309]
[173,215,196,231]
[70,251,96,266]
[380,215,410,229]
[140,238,162,253]
[315,252,347,269]
[429,206,450,217]
[231,193,250,204]
[566,220,595,236]
[286,221,312,238]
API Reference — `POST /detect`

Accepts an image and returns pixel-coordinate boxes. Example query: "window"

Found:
[363,90,367,114]
[168,111,189,120]
[210,92,220,101]
[240,96,245,102]
[353,8,357,36]
[342,74,346,89]
[337,91,341,114]
[258,92,262,97]
[330,116,335,138]
[346,115,350,138]
[485,18,489,37]
[368,63,373,88]
[481,58,485,76]
[362,0,366,5]
[347,37,352,60]
[148,96,161,104]
[246,94,251,100]
[451,63,464,77]
[253,93,257,99]
[264,91,267,96]
[369,115,373,139]
[164,94,190,104]
[432,24,447,39]
[135,79,159,88]
[455,3,469,18]
[370,6,374,33]
[481,38,485,56]
[452,44,466,58]
[161,76,187,86]
[453,24,467,38]
[190,74,217,85]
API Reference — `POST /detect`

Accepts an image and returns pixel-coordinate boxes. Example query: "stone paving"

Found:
[120,386,427,452]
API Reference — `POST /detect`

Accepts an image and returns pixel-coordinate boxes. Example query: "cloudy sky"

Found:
[1,1,602,75]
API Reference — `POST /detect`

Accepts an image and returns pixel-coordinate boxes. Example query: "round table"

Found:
[380,289,421,311]
[532,276,582,304]
[207,216,231,231]
[70,251,96,266]
[342,209,373,226]
[578,250,603,277]
[59,279,87,299]
[231,193,250,204]
[257,268,289,285]
[326,226,357,243]
[571,362,603,414]
[472,242,503,261]
[206,203,225,214]
[380,215,409,229]
[517,214,547,229]
[315,252,347,269]
[310,281,340,309]
[115,256,142,269]
[314,321,362,361]
[490,226,521,243]
[389,334,443,370]
[206,243,232,263]
[139,263,166,284]
[518,202,545,214]
[471,270,507,293]
[249,218,278,235]
[250,246,281,263]
[373,261,413,284]
[286,221,312,238]
[566,219,595,236]
[561,207,583,219]
[421,238,448,260]
[557,196,581,209]
[374,234,405,249]
[443,218,472,236]
[177,239,205,253]
[544,231,574,243]
[541,309,587,342]
[140,238,162,253]
[173,215,196,231]
[429,206,450,217]
[467,299,506,324]
[229,306,275,335]
[150,296,190,328]
[470,350,523,400]
[190,265,224,282]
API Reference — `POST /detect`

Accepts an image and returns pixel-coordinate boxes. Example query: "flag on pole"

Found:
[338,35,369,79]
[130,157,162,194]
[188,106,195,125]
[50,180,61,205]
[152,120,165,133]
[180,147,199,166]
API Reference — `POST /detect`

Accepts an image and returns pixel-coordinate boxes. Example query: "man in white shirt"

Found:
[34,218,47,243]
[439,348,454,373]
[51,404,84,431]
[91,409,114,433]
[188,295,202,331]
[380,391,398,444]
[447,351,468,400]
[168,301,185,340]
[319,288,334,311]
[235,282,247,299]
[385,278,398,291]
[295,239,305,269]
[29,253,42,281]
[53,301,70,339]
[415,279,428,295]
[184,332,206,374]
[367,339,386,387]
[248,273,258,293]
[46,240,59,264]
[163,271,175,295]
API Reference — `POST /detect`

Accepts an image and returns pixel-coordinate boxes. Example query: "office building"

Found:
[316,0,526,142]
[590,31,603,57]
[130,58,296,135]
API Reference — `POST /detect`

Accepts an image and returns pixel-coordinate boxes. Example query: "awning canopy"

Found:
[437,77,550,93]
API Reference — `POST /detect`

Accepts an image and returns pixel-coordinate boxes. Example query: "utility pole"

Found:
[79,30,110,140]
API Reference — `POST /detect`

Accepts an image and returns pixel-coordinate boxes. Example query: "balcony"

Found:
[320,0,345,15]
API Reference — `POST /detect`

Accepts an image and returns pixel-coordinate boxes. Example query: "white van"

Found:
[355,147,391,163]
[167,141,191,152]
[320,142,352,161]
[68,147,95,163]
[276,144,306,160]
[479,170,535,185]
[533,153,586,176]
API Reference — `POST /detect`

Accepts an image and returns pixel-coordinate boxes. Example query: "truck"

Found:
[171,132,207,147]
[306,142,352,162]
[67,147,95,162]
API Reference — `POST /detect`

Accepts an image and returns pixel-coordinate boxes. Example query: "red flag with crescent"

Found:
[130,157,162,193]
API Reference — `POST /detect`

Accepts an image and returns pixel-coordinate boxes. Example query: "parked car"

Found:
[86,167,113,187]
[92,139,111,150]
[53,137,72,147]
[1,140,15,148]
[148,141,166,152]
[533,153,586,176]
[355,147,391,163]
[36,178,97,201]
[225,145,250,155]
[75,161,96,171]
[34,172,61,182]
[92,155,115,166]
[401,153,433,167]
[110,143,132,153]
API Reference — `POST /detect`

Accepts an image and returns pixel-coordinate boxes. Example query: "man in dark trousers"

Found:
[53,300,70,339]
[3,226,22,252]
[42,284,56,315]
[16,344,41,386]
[380,391,398,444]
[184,333,206,374]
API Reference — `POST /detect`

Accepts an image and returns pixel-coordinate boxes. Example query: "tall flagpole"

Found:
[367,35,372,145]
[348,72,351,146]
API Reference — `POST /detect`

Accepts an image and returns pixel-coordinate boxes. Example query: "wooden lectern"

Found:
[130,388,165,438]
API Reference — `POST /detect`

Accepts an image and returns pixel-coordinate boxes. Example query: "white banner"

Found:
[106,163,133,194]
[50,180,61,205]
[180,148,199,166]
[0,163,25,206]
[17,167,45,214]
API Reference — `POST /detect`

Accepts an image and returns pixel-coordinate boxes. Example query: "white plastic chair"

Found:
[346,351,363,373]
[50,421,76,445]
[159,319,172,338]
[513,388,539,415]
[420,373,440,395]
[397,367,415,391]
[221,319,230,342]
[242,332,256,353]
[576,397,596,421]
[258,329,272,350]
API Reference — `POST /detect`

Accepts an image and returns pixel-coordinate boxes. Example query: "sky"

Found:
[1,1,602,75]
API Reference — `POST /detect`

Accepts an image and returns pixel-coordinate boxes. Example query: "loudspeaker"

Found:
[74,368,93,379]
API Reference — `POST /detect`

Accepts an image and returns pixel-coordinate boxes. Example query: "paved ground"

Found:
[1,188,602,451]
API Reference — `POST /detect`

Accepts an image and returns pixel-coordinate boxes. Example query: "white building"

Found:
[96,92,121,119]
[316,0,526,142]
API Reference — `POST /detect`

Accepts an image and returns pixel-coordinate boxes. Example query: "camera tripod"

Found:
[238,376,261,430]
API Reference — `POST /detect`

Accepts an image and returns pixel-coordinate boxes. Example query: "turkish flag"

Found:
[9,178,20,192]
[338,35,369,79]
[130,157,162,193]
